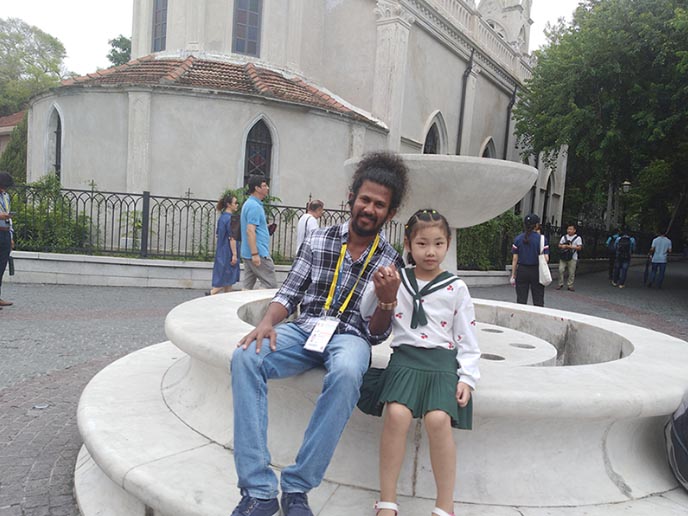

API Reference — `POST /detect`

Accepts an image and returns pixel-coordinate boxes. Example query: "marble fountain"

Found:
[74,156,688,515]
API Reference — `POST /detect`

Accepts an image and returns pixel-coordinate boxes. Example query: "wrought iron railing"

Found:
[8,186,404,262]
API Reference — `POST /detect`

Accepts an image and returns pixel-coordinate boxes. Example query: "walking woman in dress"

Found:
[210,193,240,295]
[510,213,548,306]
[359,208,480,516]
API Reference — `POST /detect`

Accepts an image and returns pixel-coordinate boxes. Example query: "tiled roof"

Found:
[0,111,25,128]
[61,56,380,126]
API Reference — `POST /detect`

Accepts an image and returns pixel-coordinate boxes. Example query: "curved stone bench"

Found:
[75,290,688,515]
[159,290,688,506]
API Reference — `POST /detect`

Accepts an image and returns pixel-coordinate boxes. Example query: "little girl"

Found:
[359,209,481,516]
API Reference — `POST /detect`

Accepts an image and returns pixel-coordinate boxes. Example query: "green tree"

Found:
[0,18,66,116]
[0,112,27,184]
[514,0,688,244]
[107,34,131,67]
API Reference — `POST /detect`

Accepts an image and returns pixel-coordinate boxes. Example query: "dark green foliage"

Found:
[107,35,131,67]
[11,174,90,252]
[456,211,523,270]
[0,113,27,183]
[514,0,688,243]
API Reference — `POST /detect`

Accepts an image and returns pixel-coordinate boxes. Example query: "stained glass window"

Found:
[244,120,272,185]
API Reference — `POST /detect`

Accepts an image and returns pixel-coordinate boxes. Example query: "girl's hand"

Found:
[231,256,237,265]
[372,265,400,305]
[456,381,472,407]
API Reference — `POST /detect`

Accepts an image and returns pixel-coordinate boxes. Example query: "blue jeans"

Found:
[230,322,371,499]
[613,259,630,286]
[648,262,667,287]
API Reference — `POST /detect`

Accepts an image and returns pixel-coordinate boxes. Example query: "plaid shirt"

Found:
[272,222,404,344]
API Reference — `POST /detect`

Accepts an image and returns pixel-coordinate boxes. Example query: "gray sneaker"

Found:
[230,490,279,516]
[281,492,314,516]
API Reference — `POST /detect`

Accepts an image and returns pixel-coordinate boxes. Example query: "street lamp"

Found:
[621,180,631,194]
[620,180,631,226]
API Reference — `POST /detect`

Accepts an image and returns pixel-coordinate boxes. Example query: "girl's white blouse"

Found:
[360,271,481,389]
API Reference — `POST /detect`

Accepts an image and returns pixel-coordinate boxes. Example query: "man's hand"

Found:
[456,381,473,407]
[231,256,237,265]
[237,302,287,354]
[0,213,10,220]
[251,255,262,266]
[238,319,277,353]
[372,265,400,304]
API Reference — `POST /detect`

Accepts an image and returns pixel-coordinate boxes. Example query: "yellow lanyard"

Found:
[324,233,380,317]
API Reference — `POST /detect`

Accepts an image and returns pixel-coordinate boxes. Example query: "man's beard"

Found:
[351,212,384,237]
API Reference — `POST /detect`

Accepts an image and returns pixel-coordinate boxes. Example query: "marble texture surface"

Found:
[75,340,688,515]
[157,290,688,505]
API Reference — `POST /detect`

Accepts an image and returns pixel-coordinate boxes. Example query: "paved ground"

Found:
[0,261,686,515]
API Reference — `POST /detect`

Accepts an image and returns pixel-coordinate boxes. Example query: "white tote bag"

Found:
[538,234,552,286]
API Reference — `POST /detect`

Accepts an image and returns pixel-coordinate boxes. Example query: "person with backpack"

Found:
[612,229,636,288]
[605,228,620,281]
[555,224,583,291]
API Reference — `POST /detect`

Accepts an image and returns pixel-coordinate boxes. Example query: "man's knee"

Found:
[231,343,265,378]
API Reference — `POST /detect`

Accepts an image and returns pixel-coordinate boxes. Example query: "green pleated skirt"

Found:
[357,345,473,430]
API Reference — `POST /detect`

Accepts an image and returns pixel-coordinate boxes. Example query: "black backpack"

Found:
[616,236,631,260]
[666,391,688,491]
[560,238,575,261]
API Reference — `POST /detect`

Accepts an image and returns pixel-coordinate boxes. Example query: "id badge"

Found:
[304,317,339,353]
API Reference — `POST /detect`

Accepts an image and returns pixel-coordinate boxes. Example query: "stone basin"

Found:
[343,154,539,228]
[155,290,688,506]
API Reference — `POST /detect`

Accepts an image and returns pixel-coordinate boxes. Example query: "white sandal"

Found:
[432,508,454,516]
[374,501,399,515]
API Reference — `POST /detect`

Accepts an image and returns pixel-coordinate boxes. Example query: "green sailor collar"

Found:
[400,267,459,329]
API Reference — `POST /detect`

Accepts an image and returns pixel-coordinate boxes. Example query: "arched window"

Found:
[480,137,497,158]
[152,0,168,52]
[47,108,62,181]
[423,124,440,154]
[244,120,272,185]
[233,0,263,57]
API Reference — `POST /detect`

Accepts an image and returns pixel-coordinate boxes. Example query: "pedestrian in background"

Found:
[240,174,278,289]
[510,213,548,307]
[296,199,324,251]
[647,229,672,289]
[210,192,240,295]
[611,228,635,289]
[0,171,15,309]
[605,228,620,281]
[555,224,583,291]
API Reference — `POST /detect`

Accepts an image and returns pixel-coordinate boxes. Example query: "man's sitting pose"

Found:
[230,152,409,516]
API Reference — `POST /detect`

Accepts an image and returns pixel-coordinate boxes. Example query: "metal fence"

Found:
[9,185,404,262]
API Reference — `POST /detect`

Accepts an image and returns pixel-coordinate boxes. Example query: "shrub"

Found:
[456,211,522,270]
[12,174,91,252]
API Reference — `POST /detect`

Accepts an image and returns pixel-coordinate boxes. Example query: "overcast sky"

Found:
[1,0,580,76]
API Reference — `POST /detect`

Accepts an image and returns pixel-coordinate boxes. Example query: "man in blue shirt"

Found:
[230,152,409,516]
[647,230,672,288]
[241,174,278,289]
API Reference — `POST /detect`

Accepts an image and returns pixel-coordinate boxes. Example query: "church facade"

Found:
[26,0,565,225]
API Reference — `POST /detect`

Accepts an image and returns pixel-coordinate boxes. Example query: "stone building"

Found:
[25,0,565,225]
